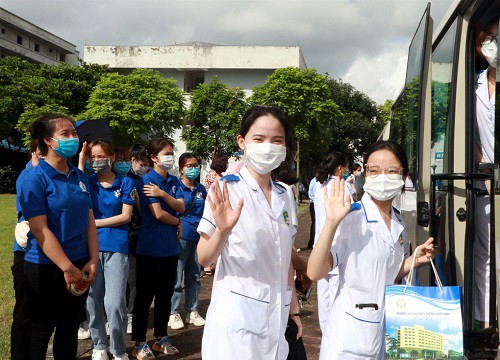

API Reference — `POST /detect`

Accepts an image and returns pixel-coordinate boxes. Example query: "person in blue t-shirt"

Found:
[131,138,185,359]
[11,141,45,360]
[82,139,136,360]
[168,153,207,331]
[19,114,99,360]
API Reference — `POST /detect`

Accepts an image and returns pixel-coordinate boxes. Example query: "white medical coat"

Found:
[320,193,407,360]
[197,165,296,360]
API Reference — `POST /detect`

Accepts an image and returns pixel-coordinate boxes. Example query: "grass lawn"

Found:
[0,194,16,359]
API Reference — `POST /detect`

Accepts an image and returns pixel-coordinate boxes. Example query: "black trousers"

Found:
[24,258,89,360]
[11,251,31,360]
[308,202,315,248]
[132,254,178,342]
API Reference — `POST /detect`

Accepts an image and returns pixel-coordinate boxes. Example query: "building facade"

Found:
[398,324,445,358]
[0,7,79,66]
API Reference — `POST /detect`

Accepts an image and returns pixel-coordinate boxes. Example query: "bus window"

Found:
[430,18,460,286]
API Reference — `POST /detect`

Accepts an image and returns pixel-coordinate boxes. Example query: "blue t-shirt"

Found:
[19,159,92,264]
[13,160,34,253]
[137,169,182,257]
[178,181,207,241]
[87,173,136,254]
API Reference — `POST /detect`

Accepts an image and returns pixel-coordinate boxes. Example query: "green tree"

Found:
[182,76,247,159]
[81,68,185,145]
[250,67,341,178]
[378,99,394,126]
[327,78,386,162]
[16,103,70,145]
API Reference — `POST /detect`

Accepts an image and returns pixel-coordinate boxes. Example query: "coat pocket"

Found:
[227,282,270,334]
[341,307,383,357]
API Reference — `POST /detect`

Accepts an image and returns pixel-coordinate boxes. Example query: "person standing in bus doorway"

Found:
[474,15,498,329]
[307,141,435,360]
[313,151,351,333]
[307,171,319,249]
[197,105,302,360]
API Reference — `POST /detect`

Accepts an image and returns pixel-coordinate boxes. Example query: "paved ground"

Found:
[67,201,321,360]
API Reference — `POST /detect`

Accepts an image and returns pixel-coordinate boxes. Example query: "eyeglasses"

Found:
[483,35,498,46]
[365,164,403,179]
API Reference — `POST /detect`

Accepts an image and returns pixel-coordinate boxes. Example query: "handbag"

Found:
[385,247,463,359]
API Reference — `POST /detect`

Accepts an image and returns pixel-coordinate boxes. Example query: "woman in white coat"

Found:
[308,141,435,359]
[313,151,351,333]
[197,105,302,360]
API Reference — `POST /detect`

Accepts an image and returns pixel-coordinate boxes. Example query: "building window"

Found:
[49,48,52,53]
[59,53,66,62]
[17,36,23,45]
[1,28,5,34]
[34,44,40,52]
[184,71,205,93]
[0,54,5,59]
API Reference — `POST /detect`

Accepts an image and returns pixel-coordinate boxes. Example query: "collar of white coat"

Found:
[239,165,286,219]
[476,68,495,108]
[361,193,405,245]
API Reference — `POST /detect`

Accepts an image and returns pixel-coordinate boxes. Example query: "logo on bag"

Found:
[283,211,290,226]
[396,298,406,308]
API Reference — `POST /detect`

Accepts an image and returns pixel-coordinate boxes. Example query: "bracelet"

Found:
[289,312,301,318]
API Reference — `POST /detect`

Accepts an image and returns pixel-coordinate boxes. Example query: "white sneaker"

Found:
[78,320,91,340]
[114,354,129,360]
[168,313,184,330]
[127,314,133,335]
[132,343,155,360]
[186,311,205,327]
[92,349,109,360]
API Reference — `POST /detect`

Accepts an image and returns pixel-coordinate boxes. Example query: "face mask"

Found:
[157,155,174,172]
[91,158,111,175]
[51,137,79,159]
[481,39,498,68]
[363,174,404,201]
[184,167,200,180]
[84,161,95,175]
[342,169,351,180]
[132,161,149,177]
[113,161,132,175]
[244,142,286,175]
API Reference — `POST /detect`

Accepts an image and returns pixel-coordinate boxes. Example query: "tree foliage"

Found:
[327,78,386,162]
[81,68,185,146]
[182,76,247,159]
[250,67,341,177]
[0,57,108,147]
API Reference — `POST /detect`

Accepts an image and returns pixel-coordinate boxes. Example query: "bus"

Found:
[387,0,499,357]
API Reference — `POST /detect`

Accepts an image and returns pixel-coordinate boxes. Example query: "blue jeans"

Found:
[87,252,129,356]
[170,239,201,314]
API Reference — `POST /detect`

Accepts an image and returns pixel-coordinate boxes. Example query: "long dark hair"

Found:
[29,113,73,154]
[363,140,408,178]
[317,152,348,184]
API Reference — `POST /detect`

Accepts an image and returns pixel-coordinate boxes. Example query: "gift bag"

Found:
[385,249,463,359]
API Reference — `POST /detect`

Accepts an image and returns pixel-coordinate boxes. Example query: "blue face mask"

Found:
[185,167,200,180]
[84,161,95,175]
[51,137,79,159]
[114,161,132,175]
[342,169,351,180]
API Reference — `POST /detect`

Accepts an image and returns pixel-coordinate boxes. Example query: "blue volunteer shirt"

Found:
[178,180,207,241]
[12,160,35,253]
[137,169,182,257]
[19,159,92,264]
[87,173,136,254]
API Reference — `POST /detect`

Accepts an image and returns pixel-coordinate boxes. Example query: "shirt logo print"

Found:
[283,210,290,226]
[79,181,88,193]
[114,189,121,198]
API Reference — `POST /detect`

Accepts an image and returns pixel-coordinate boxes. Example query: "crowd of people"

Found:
[10,104,440,360]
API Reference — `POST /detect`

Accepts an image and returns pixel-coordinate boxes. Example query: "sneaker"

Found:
[92,349,109,360]
[127,314,133,335]
[186,311,205,327]
[152,337,179,355]
[114,354,130,360]
[132,343,155,360]
[168,313,184,330]
[106,321,110,336]
[78,320,91,340]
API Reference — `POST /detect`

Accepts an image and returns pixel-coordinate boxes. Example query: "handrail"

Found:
[431,172,493,181]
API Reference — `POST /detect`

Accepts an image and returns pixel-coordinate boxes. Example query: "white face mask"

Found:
[363,174,404,201]
[244,142,286,175]
[481,39,498,68]
[132,161,149,177]
[157,155,174,172]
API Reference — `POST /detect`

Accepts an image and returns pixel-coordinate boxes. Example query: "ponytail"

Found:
[317,152,347,184]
